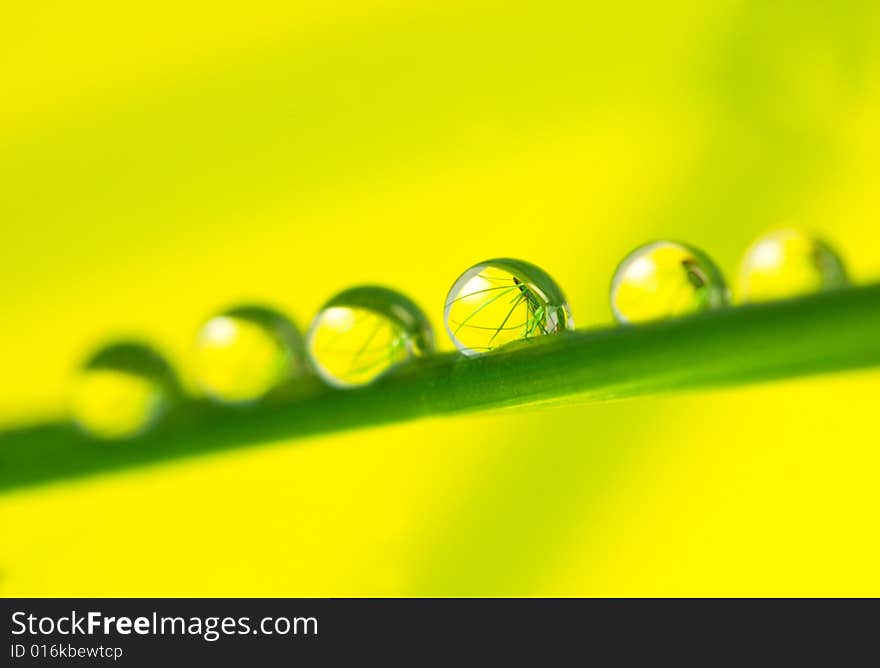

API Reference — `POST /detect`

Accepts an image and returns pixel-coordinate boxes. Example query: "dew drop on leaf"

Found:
[610,241,729,324]
[307,286,434,388]
[193,305,305,404]
[444,258,574,356]
[70,342,180,441]
[737,229,848,304]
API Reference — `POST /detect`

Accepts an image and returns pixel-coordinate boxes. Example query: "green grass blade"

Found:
[3,283,880,493]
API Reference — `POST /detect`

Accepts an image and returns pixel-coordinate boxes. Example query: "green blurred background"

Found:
[2,0,880,596]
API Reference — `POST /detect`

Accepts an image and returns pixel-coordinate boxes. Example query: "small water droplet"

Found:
[444,258,574,355]
[737,229,848,303]
[193,305,305,404]
[610,241,729,324]
[70,342,179,440]
[307,286,434,388]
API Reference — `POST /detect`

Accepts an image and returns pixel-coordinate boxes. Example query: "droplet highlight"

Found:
[193,305,305,404]
[737,229,848,303]
[307,286,434,388]
[70,342,179,440]
[610,241,729,324]
[444,258,574,355]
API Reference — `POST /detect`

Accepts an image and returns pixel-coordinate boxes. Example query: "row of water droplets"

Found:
[72,229,848,440]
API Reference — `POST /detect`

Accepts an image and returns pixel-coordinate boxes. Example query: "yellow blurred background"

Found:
[3,0,880,596]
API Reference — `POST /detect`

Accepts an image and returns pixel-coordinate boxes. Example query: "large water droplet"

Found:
[70,342,179,440]
[737,229,848,303]
[307,286,434,388]
[444,258,574,355]
[193,305,305,404]
[610,241,729,324]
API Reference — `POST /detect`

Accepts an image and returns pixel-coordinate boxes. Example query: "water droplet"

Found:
[70,342,179,440]
[307,286,434,388]
[444,258,574,355]
[737,229,848,303]
[610,241,729,324]
[194,305,305,404]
